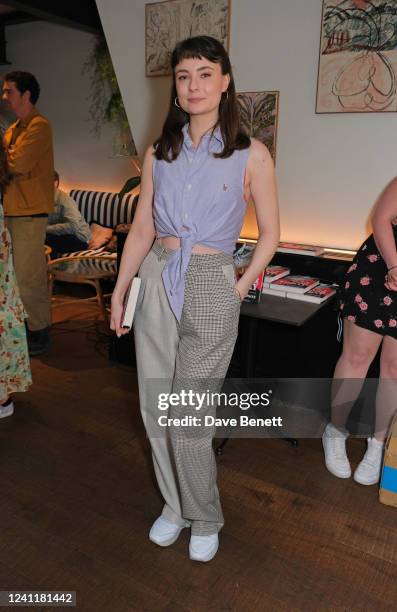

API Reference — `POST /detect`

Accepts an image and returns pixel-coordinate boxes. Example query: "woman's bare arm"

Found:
[372,177,397,291]
[110,146,156,334]
[235,139,280,299]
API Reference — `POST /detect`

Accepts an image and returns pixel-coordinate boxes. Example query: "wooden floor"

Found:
[1,304,397,612]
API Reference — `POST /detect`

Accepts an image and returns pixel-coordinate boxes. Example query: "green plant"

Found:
[84,35,136,155]
[118,175,141,199]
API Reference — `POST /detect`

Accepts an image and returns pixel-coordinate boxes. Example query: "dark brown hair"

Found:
[154,36,250,161]
[3,71,40,104]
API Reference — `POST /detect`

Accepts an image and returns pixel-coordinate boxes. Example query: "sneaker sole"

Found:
[149,529,184,547]
[324,461,351,479]
[0,407,14,418]
[353,473,379,486]
[322,437,351,478]
[189,542,219,562]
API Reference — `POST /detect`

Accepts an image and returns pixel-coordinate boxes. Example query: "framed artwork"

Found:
[317,0,397,113]
[145,0,230,77]
[237,91,279,162]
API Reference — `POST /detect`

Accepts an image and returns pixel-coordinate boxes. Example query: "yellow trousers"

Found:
[5,216,51,331]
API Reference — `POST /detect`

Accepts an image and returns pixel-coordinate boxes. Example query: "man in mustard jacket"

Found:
[2,71,54,356]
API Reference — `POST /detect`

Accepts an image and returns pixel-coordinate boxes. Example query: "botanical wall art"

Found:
[145,0,230,76]
[237,91,279,162]
[317,0,397,113]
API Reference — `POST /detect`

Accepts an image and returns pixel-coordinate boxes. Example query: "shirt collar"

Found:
[182,123,224,152]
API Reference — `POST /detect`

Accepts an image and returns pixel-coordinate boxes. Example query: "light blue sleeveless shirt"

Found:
[153,123,250,321]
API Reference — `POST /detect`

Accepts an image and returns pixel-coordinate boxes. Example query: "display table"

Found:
[239,295,334,377]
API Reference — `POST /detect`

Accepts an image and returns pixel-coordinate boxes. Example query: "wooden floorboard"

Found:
[1,306,397,611]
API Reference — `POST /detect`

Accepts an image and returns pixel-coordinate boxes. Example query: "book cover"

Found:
[277,242,325,256]
[270,275,319,294]
[286,283,336,303]
[243,271,264,303]
[263,265,290,288]
[121,277,142,329]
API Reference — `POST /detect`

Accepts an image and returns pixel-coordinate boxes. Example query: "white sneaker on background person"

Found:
[149,516,186,547]
[189,534,219,562]
[322,422,351,478]
[0,399,14,418]
[354,437,384,485]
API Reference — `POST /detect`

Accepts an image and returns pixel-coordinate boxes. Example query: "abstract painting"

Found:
[145,0,230,76]
[317,0,397,112]
[237,91,279,162]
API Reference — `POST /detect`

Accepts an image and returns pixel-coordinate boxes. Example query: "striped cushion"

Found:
[64,258,117,275]
[50,257,117,276]
[70,187,139,228]
[59,247,116,259]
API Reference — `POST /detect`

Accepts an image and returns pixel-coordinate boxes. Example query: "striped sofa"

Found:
[60,186,139,259]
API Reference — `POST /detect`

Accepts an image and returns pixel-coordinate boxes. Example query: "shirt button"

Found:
[189,158,193,164]
[184,214,188,219]
[187,184,192,191]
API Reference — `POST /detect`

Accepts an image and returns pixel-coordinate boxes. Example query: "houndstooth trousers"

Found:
[134,240,241,536]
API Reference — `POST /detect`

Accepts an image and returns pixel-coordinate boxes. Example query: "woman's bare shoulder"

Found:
[144,144,156,159]
[247,137,273,165]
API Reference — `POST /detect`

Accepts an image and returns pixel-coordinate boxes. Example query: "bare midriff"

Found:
[158,236,222,254]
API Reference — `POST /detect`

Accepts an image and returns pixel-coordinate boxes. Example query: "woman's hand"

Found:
[234,282,248,302]
[110,292,130,337]
[385,268,397,292]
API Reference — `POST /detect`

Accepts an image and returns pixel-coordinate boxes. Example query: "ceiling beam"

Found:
[1,1,102,33]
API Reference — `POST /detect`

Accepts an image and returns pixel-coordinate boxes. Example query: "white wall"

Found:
[4,20,132,193]
[96,0,397,249]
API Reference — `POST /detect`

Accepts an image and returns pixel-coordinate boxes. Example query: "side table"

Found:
[48,256,117,323]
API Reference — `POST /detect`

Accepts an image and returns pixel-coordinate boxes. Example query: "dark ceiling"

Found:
[0,0,102,34]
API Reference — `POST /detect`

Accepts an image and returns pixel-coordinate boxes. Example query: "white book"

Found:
[262,286,287,297]
[121,277,141,329]
[286,284,336,304]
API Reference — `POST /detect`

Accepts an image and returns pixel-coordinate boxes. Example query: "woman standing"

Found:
[0,140,32,417]
[111,36,279,561]
[323,177,397,485]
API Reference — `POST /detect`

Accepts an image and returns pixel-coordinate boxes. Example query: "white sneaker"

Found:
[0,401,14,419]
[354,438,384,486]
[322,422,351,478]
[189,534,219,562]
[149,516,185,547]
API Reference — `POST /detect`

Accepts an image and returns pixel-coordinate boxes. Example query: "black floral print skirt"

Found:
[339,226,397,338]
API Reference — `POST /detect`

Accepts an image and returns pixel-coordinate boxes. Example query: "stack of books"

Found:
[263,265,290,288]
[277,242,325,256]
[289,283,336,303]
[262,274,336,303]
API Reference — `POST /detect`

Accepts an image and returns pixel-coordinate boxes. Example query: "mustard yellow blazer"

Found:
[3,109,54,216]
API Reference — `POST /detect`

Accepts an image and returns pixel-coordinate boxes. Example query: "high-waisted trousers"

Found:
[134,241,240,536]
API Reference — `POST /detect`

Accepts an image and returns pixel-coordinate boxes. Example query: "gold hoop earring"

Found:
[174,97,181,109]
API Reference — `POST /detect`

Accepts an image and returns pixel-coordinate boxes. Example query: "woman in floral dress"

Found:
[322,177,397,486]
[0,141,31,418]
